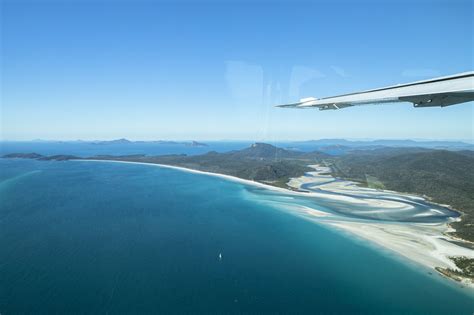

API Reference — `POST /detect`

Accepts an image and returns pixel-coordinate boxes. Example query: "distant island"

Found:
[7,138,473,149]
[185,140,208,147]
[295,138,474,150]
[91,138,132,145]
[4,142,474,284]
[89,138,209,147]
[17,138,211,146]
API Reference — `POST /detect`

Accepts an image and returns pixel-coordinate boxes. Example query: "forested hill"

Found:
[332,149,474,241]
[3,143,329,188]
[92,143,329,186]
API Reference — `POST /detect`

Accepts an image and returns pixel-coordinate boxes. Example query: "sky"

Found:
[1,0,473,141]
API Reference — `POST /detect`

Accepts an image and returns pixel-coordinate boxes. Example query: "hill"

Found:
[91,143,329,187]
[299,139,474,150]
[2,143,328,188]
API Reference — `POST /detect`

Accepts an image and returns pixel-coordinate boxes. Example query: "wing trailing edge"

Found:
[276,71,474,111]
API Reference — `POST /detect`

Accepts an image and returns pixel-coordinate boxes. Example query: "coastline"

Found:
[77,159,296,194]
[288,164,474,288]
[76,159,474,288]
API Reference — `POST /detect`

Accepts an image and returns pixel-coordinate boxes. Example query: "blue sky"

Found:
[1,0,473,141]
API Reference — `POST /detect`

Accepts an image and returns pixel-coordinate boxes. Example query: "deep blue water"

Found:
[1,158,473,313]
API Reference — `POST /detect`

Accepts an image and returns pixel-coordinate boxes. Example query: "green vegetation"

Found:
[3,143,327,189]
[436,256,474,282]
[365,175,385,190]
[90,143,328,186]
[452,256,474,278]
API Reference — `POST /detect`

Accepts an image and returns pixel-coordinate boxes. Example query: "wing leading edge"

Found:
[276,71,474,111]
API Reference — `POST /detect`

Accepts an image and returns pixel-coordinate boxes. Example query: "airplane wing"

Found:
[276,71,474,110]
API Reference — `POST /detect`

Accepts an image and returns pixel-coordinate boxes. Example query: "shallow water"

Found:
[1,159,473,313]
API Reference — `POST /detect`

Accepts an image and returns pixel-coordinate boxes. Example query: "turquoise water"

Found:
[1,159,473,313]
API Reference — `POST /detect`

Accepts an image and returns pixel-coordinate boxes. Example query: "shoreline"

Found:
[288,164,474,288]
[75,159,474,288]
[77,159,297,194]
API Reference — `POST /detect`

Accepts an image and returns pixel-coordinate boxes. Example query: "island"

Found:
[88,138,209,146]
[4,143,474,286]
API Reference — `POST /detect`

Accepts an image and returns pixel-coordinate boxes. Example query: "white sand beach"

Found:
[288,165,474,288]
[77,159,474,287]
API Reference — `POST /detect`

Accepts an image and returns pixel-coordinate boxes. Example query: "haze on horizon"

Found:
[3,137,474,144]
[1,0,473,141]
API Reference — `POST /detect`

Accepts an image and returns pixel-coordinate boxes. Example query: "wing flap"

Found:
[318,103,354,111]
[400,91,474,108]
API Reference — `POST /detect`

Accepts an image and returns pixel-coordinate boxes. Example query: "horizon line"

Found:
[1,138,473,143]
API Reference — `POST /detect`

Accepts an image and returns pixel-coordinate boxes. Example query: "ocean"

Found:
[1,157,473,313]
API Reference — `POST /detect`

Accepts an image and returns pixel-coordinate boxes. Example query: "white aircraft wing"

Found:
[277,71,474,111]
